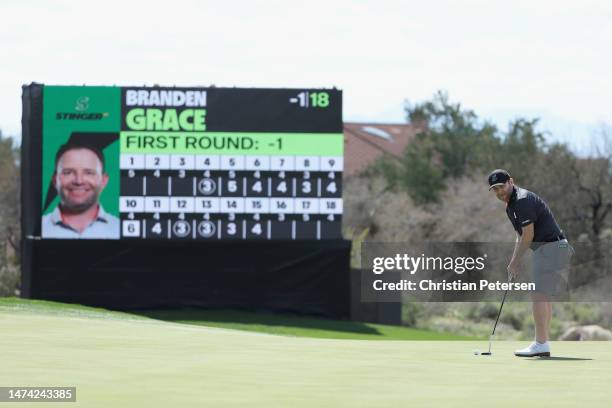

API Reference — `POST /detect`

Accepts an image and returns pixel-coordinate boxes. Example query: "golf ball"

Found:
[473,350,480,355]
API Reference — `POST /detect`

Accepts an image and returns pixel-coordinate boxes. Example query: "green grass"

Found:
[0,298,472,340]
[137,309,474,340]
[1,298,611,407]
[0,297,146,320]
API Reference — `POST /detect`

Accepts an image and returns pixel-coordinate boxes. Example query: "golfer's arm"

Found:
[511,224,534,263]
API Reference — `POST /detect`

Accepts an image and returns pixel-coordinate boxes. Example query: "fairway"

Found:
[1,304,610,407]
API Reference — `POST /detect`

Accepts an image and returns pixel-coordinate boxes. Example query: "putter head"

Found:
[480,352,492,356]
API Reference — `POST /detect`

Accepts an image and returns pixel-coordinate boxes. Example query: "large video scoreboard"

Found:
[39,86,343,240]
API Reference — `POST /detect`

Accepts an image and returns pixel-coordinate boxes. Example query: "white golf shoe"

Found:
[514,341,551,357]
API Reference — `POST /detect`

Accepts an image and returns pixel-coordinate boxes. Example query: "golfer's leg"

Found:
[532,292,550,343]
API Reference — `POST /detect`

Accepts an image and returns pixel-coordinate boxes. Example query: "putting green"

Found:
[1,309,610,407]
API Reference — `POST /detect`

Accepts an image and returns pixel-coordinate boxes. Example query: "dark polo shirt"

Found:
[506,186,564,249]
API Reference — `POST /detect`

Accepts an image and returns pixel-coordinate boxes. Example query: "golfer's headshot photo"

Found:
[41,141,120,239]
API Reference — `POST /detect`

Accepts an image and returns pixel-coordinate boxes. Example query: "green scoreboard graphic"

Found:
[40,85,343,240]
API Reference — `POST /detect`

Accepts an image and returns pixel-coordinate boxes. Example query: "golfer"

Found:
[488,169,572,357]
[42,142,120,239]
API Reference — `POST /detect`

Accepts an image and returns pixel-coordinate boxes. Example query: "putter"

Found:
[478,275,513,356]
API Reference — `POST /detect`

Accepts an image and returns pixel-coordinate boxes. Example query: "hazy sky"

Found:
[1,0,610,153]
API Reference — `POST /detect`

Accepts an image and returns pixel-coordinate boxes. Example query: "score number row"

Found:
[119,154,344,172]
[119,197,343,214]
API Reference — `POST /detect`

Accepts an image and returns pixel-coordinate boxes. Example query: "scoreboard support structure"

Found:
[20,83,351,319]
[24,239,351,317]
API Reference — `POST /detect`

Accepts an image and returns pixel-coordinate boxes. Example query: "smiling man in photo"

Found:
[42,142,119,239]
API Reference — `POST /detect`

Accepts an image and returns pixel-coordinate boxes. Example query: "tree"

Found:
[0,130,20,295]
[568,131,612,260]
[376,91,546,203]
[496,118,546,184]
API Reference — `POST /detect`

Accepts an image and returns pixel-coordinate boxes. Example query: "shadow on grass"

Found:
[0,298,472,340]
[133,308,384,337]
[529,357,593,361]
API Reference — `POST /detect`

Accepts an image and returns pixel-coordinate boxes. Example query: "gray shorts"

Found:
[532,239,574,298]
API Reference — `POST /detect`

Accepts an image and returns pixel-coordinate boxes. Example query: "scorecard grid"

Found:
[119,153,343,240]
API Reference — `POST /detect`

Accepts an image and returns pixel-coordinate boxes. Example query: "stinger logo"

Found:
[75,97,89,112]
[56,96,108,120]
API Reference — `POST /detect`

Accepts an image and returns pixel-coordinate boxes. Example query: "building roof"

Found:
[343,122,420,177]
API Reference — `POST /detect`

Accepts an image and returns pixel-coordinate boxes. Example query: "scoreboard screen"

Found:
[40,86,343,240]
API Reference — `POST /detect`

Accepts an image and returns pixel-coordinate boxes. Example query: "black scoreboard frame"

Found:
[21,83,351,318]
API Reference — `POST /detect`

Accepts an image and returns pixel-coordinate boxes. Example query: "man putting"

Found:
[488,169,573,357]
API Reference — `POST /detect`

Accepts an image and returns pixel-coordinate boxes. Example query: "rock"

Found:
[559,325,612,341]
